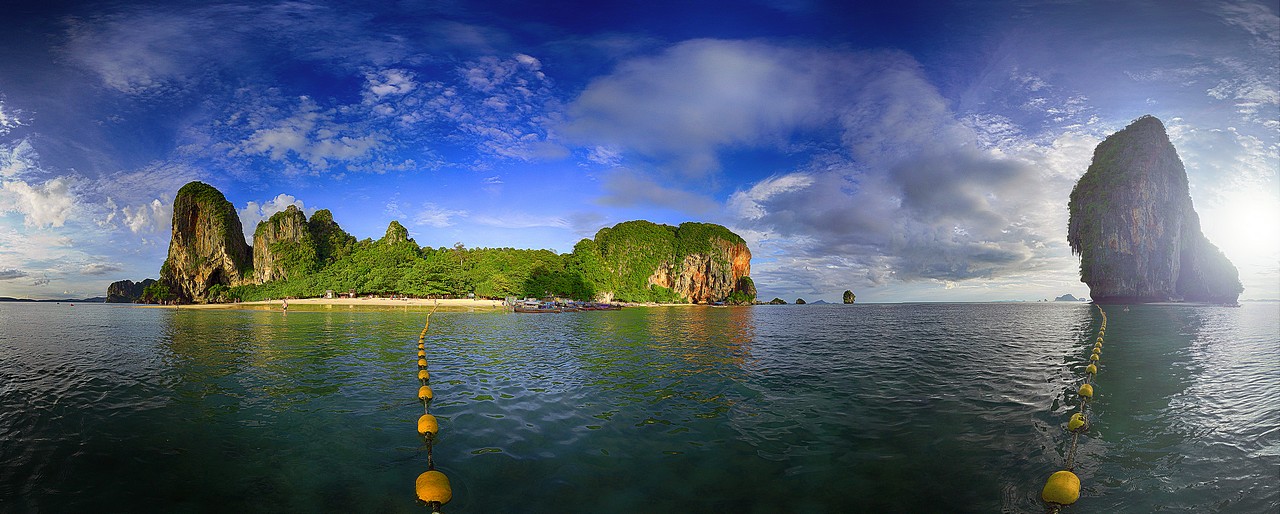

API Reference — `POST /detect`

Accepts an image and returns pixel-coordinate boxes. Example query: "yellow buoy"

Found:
[1078,383,1094,398]
[1085,364,1097,374]
[415,470,453,505]
[418,369,430,382]
[1089,353,1100,362]
[1092,348,1101,356]
[1041,470,1081,505]
[418,358,428,368]
[418,385,434,401]
[417,413,439,438]
[418,342,424,350]
[418,350,426,358]
[1068,412,1086,431]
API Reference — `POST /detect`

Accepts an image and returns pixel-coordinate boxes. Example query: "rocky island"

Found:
[132,182,756,305]
[1067,116,1242,304]
[105,279,156,303]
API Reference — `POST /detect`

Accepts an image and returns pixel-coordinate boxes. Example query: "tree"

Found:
[453,242,466,266]
[843,290,856,304]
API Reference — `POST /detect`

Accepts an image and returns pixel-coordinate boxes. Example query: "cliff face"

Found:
[586,220,754,304]
[253,205,317,283]
[648,239,753,303]
[1067,115,1242,303]
[160,182,254,303]
[106,278,156,303]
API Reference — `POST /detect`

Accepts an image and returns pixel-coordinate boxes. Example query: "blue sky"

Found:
[0,0,1276,301]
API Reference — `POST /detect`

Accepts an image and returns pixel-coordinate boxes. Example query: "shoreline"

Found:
[134,297,713,311]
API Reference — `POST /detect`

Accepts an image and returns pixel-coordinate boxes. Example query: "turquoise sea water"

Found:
[1,302,1277,512]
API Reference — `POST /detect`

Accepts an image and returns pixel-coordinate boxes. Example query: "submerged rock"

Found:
[1067,116,1241,303]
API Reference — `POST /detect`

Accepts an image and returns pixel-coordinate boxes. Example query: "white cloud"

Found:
[366,68,417,98]
[0,268,29,281]
[240,97,385,168]
[470,213,567,229]
[238,194,306,243]
[121,199,172,234]
[80,263,124,275]
[0,177,78,228]
[1,139,39,178]
[411,203,466,228]
[597,169,719,214]
[62,10,234,95]
[0,99,24,137]
[565,39,832,175]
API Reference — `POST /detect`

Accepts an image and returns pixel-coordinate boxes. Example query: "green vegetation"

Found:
[843,290,856,304]
[224,219,751,304]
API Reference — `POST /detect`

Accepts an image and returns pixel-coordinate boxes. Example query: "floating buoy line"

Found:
[1042,305,1107,512]
[414,303,452,512]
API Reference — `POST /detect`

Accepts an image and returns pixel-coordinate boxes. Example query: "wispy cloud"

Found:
[411,203,466,228]
[80,263,124,275]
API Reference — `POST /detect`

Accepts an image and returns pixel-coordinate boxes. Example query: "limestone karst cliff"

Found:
[145,182,756,304]
[106,278,156,303]
[580,220,755,304]
[159,182,253,303]
[1067,115,1242,303]
[253,205,317,283]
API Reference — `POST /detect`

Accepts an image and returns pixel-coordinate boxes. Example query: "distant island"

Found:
[1067,116,1241,304]
[126,182,756,306]
[1054,294,1081,302]
[0,296,107,303]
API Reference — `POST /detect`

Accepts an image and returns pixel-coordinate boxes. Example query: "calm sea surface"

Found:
[1,302,1276,513]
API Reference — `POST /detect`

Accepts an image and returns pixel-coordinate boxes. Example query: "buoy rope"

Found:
[414,302,451,512]
[1041,305,1107,512]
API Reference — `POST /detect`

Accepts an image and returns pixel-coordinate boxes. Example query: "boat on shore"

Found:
[511,300,622,313]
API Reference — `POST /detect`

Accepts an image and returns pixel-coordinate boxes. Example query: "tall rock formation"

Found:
[253,205,317,283]
[308,209,356,263]
[1067,116,1242,303]
[578,220,754,303]
[106,278,156,303]
[159,182,254,303]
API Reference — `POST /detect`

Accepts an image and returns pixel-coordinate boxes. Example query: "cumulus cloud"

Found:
[571,39,1106,293]
[0,177,78,228]
[121,199,172,234]
[238,194,306,243]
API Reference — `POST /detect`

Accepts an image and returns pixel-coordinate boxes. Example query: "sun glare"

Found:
[1201,190,1280,265]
